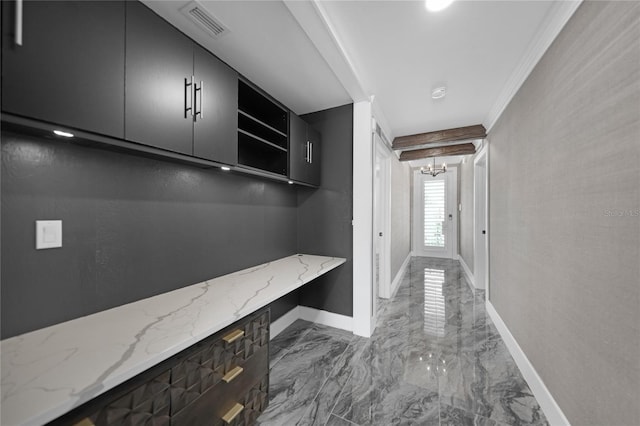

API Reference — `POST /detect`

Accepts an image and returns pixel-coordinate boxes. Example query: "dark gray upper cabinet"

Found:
[126,3,237,163]
[289,113,308,183]
[125,1,193,155]
[307,125,321,186]
[192,46,238,165]
[1,1,125,138]
[289,113,321,186]
[2,0,289,180]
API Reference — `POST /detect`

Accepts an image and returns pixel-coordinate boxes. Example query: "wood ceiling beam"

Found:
[392,124,486,150]
[399,143,476,162]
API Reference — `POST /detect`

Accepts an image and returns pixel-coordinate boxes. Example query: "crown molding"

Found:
[283,0,395,141]
[484,0,583,133]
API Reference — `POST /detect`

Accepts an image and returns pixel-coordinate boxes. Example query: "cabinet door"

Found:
[192,46,238,165]
[288,112,309,183]
[1,1,125,138]
[307,126,321,186]
[125,2,193,155]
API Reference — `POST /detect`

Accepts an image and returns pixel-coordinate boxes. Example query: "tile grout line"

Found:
[322,277,406,426]
[332,412,360,425]
[269,324,315,370]
[297,335,359,425]
[323,369,357,426]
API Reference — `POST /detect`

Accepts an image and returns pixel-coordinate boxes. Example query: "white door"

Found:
[474,147,488,291]
[413,168,458,258]
[373,133,392,311]
[373,154,381,319]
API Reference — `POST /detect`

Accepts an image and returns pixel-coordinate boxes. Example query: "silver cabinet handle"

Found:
[310,141,313,163]
[184,76,194,118]
[190,76,195,117]
[15,0,23,46]
[306,141,310,163]
[199,80,203,119]
[195,80,203,120]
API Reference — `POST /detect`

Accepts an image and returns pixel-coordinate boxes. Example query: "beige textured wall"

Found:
[390,156,411,280]
[488,2,640,425]
[459,157,474,273]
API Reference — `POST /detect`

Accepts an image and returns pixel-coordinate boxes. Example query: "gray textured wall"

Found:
[298,104,354,316]
[390,156,411,280]
[488,2,640,425]
[459,157,474,273]
[1,130,298,338]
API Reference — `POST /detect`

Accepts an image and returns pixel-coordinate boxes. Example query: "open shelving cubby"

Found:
[237,80,289,176]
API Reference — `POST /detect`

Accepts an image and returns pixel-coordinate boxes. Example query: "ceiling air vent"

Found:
[180,1,229,39]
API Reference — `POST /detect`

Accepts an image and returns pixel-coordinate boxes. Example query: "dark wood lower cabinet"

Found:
[49,309,269,426]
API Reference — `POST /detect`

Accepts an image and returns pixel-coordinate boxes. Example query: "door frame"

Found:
[373,133,392,299]
[473,142,489,295]
[412,166,458,259]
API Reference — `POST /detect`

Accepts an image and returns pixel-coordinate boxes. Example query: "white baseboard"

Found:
[459,256,476,289]
[486,301,570,426]
[298,306,353,332]
[270,306,301,339]
[390,252,412,298]
[271,305,354,340]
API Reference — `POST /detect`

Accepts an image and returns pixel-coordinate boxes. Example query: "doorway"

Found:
[474,145,488,292]
[373,132,391,309]
[413,166,458,259]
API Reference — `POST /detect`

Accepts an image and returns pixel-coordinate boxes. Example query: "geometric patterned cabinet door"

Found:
[170,309,270,416]
[170,310,270,425]
[48,308,269,426]
[213,375,269,426]
[88,371,171,426]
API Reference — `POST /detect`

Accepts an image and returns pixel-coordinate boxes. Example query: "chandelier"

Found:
[421,157,447,177]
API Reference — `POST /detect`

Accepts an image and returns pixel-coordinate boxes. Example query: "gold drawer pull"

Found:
[74,419,95,426]
[222,329,244,343]
[222,366,244,383]
[222,402,244,423]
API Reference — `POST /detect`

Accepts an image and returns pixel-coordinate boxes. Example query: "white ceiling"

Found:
[143,0,575,140]
[319,0,555,138]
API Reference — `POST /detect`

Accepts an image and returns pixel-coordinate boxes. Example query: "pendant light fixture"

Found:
[421,157,447,177]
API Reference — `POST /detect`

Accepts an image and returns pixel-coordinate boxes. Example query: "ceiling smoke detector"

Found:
[180,1,230,40]
[431,87,446,99]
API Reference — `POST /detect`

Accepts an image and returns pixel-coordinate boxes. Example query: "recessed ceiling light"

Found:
[425,0,454,12]
[53,130,74,138]
[431,87,446,99]
[221,166,231,171]
[288,181,294,185]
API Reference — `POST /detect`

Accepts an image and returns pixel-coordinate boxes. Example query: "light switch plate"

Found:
[36,220,62,249]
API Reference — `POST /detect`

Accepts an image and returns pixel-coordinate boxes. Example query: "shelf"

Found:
[238,113,287,150]
[238,132,287,176]
[239,110,287,137]
[238,129,287,152]
[238,80,287,134]
[237,79,289,178]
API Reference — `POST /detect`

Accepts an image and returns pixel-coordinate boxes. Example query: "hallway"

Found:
[258,257,547,426]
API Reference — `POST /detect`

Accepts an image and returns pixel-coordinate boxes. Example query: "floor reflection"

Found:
[261,257,549,426]
[423,267,445,337]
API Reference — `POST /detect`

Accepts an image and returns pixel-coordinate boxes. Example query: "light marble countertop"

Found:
[1,254,346,426]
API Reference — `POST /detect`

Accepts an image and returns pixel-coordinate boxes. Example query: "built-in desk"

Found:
[1,254,346,426]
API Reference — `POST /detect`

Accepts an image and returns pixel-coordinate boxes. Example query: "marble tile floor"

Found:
[257,257,548,426]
